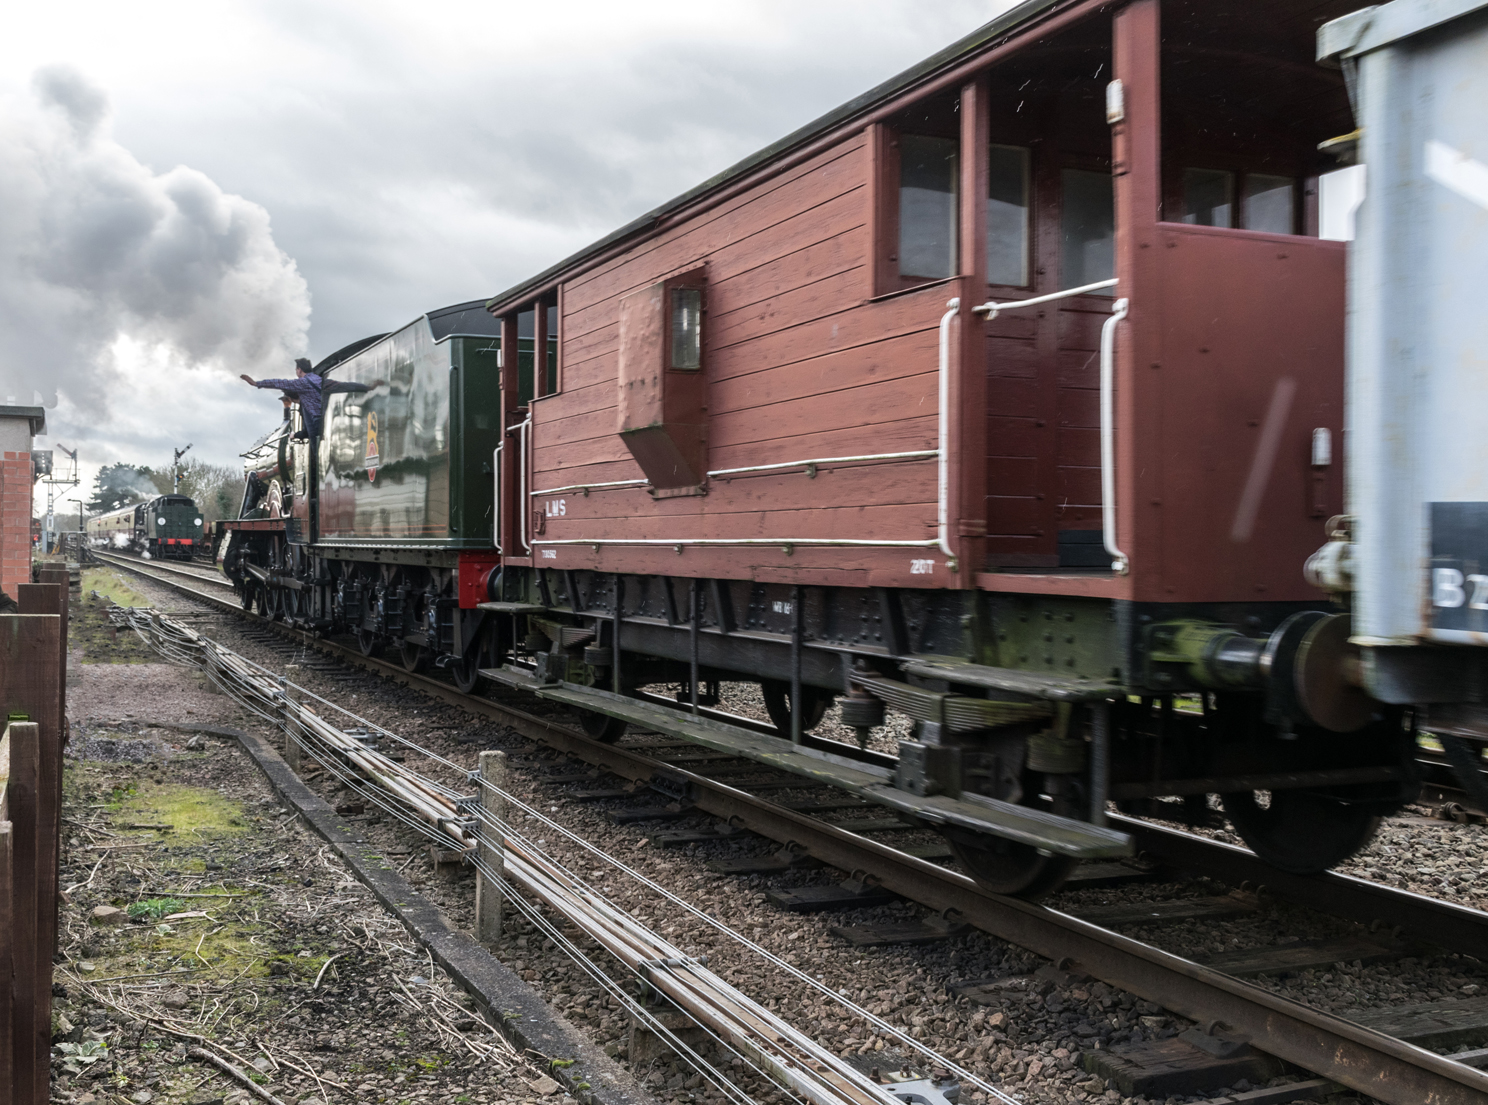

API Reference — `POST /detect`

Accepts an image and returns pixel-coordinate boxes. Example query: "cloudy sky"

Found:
[2,0,1019,517]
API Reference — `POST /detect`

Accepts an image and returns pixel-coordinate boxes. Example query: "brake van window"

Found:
[988,144,1031,287]
[1061,168,1114,291]
[899,134,958,281]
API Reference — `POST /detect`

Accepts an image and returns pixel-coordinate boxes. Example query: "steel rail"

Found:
[1114,816,1488,960]
[100,554,1488,1105]
[94,551,234,592]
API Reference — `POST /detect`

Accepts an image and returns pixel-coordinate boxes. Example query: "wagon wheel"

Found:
[760,680,834,737]
[945,767,1083,899]
[946,831,1077,900]
[355,627,383,658]
[238,580,256,612]
[1221,788,1381,875]
[400,640,431,674]
[575,708,628,743]
[450,653,482,694]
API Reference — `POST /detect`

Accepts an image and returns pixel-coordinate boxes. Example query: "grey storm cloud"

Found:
[0,65,309,412]
[0,2,1010,497]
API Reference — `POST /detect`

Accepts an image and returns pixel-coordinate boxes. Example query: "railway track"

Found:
[96,550,1488,1104]
[93,550,236,593]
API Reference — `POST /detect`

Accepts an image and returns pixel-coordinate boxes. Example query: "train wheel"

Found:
[401,641,431,674]
[239,583,255,612]
[760,680,833,736]
[576,708,628,743]
[356,628,383,658]
[1221,789,1381,875]
[946,831,1076,899]
[450,652,482,693]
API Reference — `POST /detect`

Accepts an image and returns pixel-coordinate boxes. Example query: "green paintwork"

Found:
[145,496,201,543]
[316,324,500,548]
[449,337,503,544]
[980,594,1123,684]
[1145,620,1231,678]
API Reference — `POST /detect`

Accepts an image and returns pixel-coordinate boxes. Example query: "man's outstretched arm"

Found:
[244,376,302,390]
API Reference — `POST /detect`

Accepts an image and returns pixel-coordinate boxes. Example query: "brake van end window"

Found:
[899,134,959,281]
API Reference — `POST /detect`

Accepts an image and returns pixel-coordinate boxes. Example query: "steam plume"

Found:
[0,66,310,412]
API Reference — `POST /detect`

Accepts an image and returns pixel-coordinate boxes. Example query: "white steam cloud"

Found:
[0,65,309,412]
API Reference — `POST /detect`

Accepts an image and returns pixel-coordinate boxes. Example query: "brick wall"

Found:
[0,450,33,598]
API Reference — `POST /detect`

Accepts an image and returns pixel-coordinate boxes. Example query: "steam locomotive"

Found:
[88,495,204,560]
[217,0,1488,896]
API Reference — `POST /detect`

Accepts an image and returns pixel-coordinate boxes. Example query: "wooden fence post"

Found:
[5,722,40,1105]
[474,750,506,948]
[17,583,66,1032]
[1,612,62,1105]
[278,678,302,773]
[0,818,13,1105]
[34,569,70,743]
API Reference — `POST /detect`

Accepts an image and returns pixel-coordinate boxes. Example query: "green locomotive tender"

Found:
[219,300,509,685]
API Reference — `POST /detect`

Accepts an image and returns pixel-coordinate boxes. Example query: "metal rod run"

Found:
[120,606,930,1105]
[102,561,1488,1105]
[526,739,1488,1105]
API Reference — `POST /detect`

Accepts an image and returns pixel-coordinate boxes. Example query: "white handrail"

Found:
[936,297,960,564]
[529,478,649,497]
[1100,298,1130,575]
[516,417,532,554]
[706,450,937,479]
[971,277,1118,320]
[533,537,941,550]
[526,298,964,569]
[492,445,503,554]
[530,452,939,496]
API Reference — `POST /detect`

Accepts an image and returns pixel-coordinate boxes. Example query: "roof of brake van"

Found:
[483,0,1061,314]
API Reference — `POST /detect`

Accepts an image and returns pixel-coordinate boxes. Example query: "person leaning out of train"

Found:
[240,358,323,439]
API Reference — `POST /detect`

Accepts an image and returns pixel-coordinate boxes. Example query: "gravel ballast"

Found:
[87,571,1488,1105]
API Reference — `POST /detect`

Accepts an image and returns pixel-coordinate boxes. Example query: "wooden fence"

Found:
[1,568,69,1105]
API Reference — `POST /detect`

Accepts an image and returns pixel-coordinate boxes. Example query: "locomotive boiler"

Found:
[226,0,1423,897]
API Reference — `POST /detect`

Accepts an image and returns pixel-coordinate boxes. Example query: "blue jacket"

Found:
[255,374,323,428]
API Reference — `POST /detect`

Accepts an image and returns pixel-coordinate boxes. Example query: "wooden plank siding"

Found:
[496,0,1351,604]
[525,129,961,587]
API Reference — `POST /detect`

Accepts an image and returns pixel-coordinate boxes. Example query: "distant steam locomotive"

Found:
[88,496,204,560]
